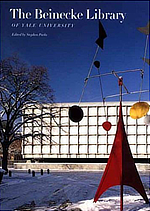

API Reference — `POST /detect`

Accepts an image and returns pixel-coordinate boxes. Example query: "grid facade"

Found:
[22,102,150,159]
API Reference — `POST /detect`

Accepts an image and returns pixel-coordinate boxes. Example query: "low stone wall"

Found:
[14,163,150,171]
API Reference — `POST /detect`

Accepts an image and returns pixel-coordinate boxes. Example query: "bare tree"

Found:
[0,55,54,172]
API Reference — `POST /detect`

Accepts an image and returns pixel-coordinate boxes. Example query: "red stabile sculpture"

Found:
[94,102,149,210]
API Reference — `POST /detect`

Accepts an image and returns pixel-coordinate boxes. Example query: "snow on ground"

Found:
[0,169,149,211]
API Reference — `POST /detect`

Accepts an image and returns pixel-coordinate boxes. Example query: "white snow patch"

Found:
[0,168,6,173]
[0,170,149,211]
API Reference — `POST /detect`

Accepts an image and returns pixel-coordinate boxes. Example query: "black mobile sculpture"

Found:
[69,21,150,125]
[68,20,150,210]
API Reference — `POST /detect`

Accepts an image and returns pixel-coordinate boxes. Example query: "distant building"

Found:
[9,140,22,160]
[22,102,150,160]
[0,140,22,161]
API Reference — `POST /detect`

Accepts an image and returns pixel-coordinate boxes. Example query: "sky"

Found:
[0,1,149,103]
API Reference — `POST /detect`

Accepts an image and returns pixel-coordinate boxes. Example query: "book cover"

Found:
[0,1,149,210]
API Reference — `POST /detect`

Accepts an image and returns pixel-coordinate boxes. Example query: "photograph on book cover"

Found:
[0,1,150,211]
